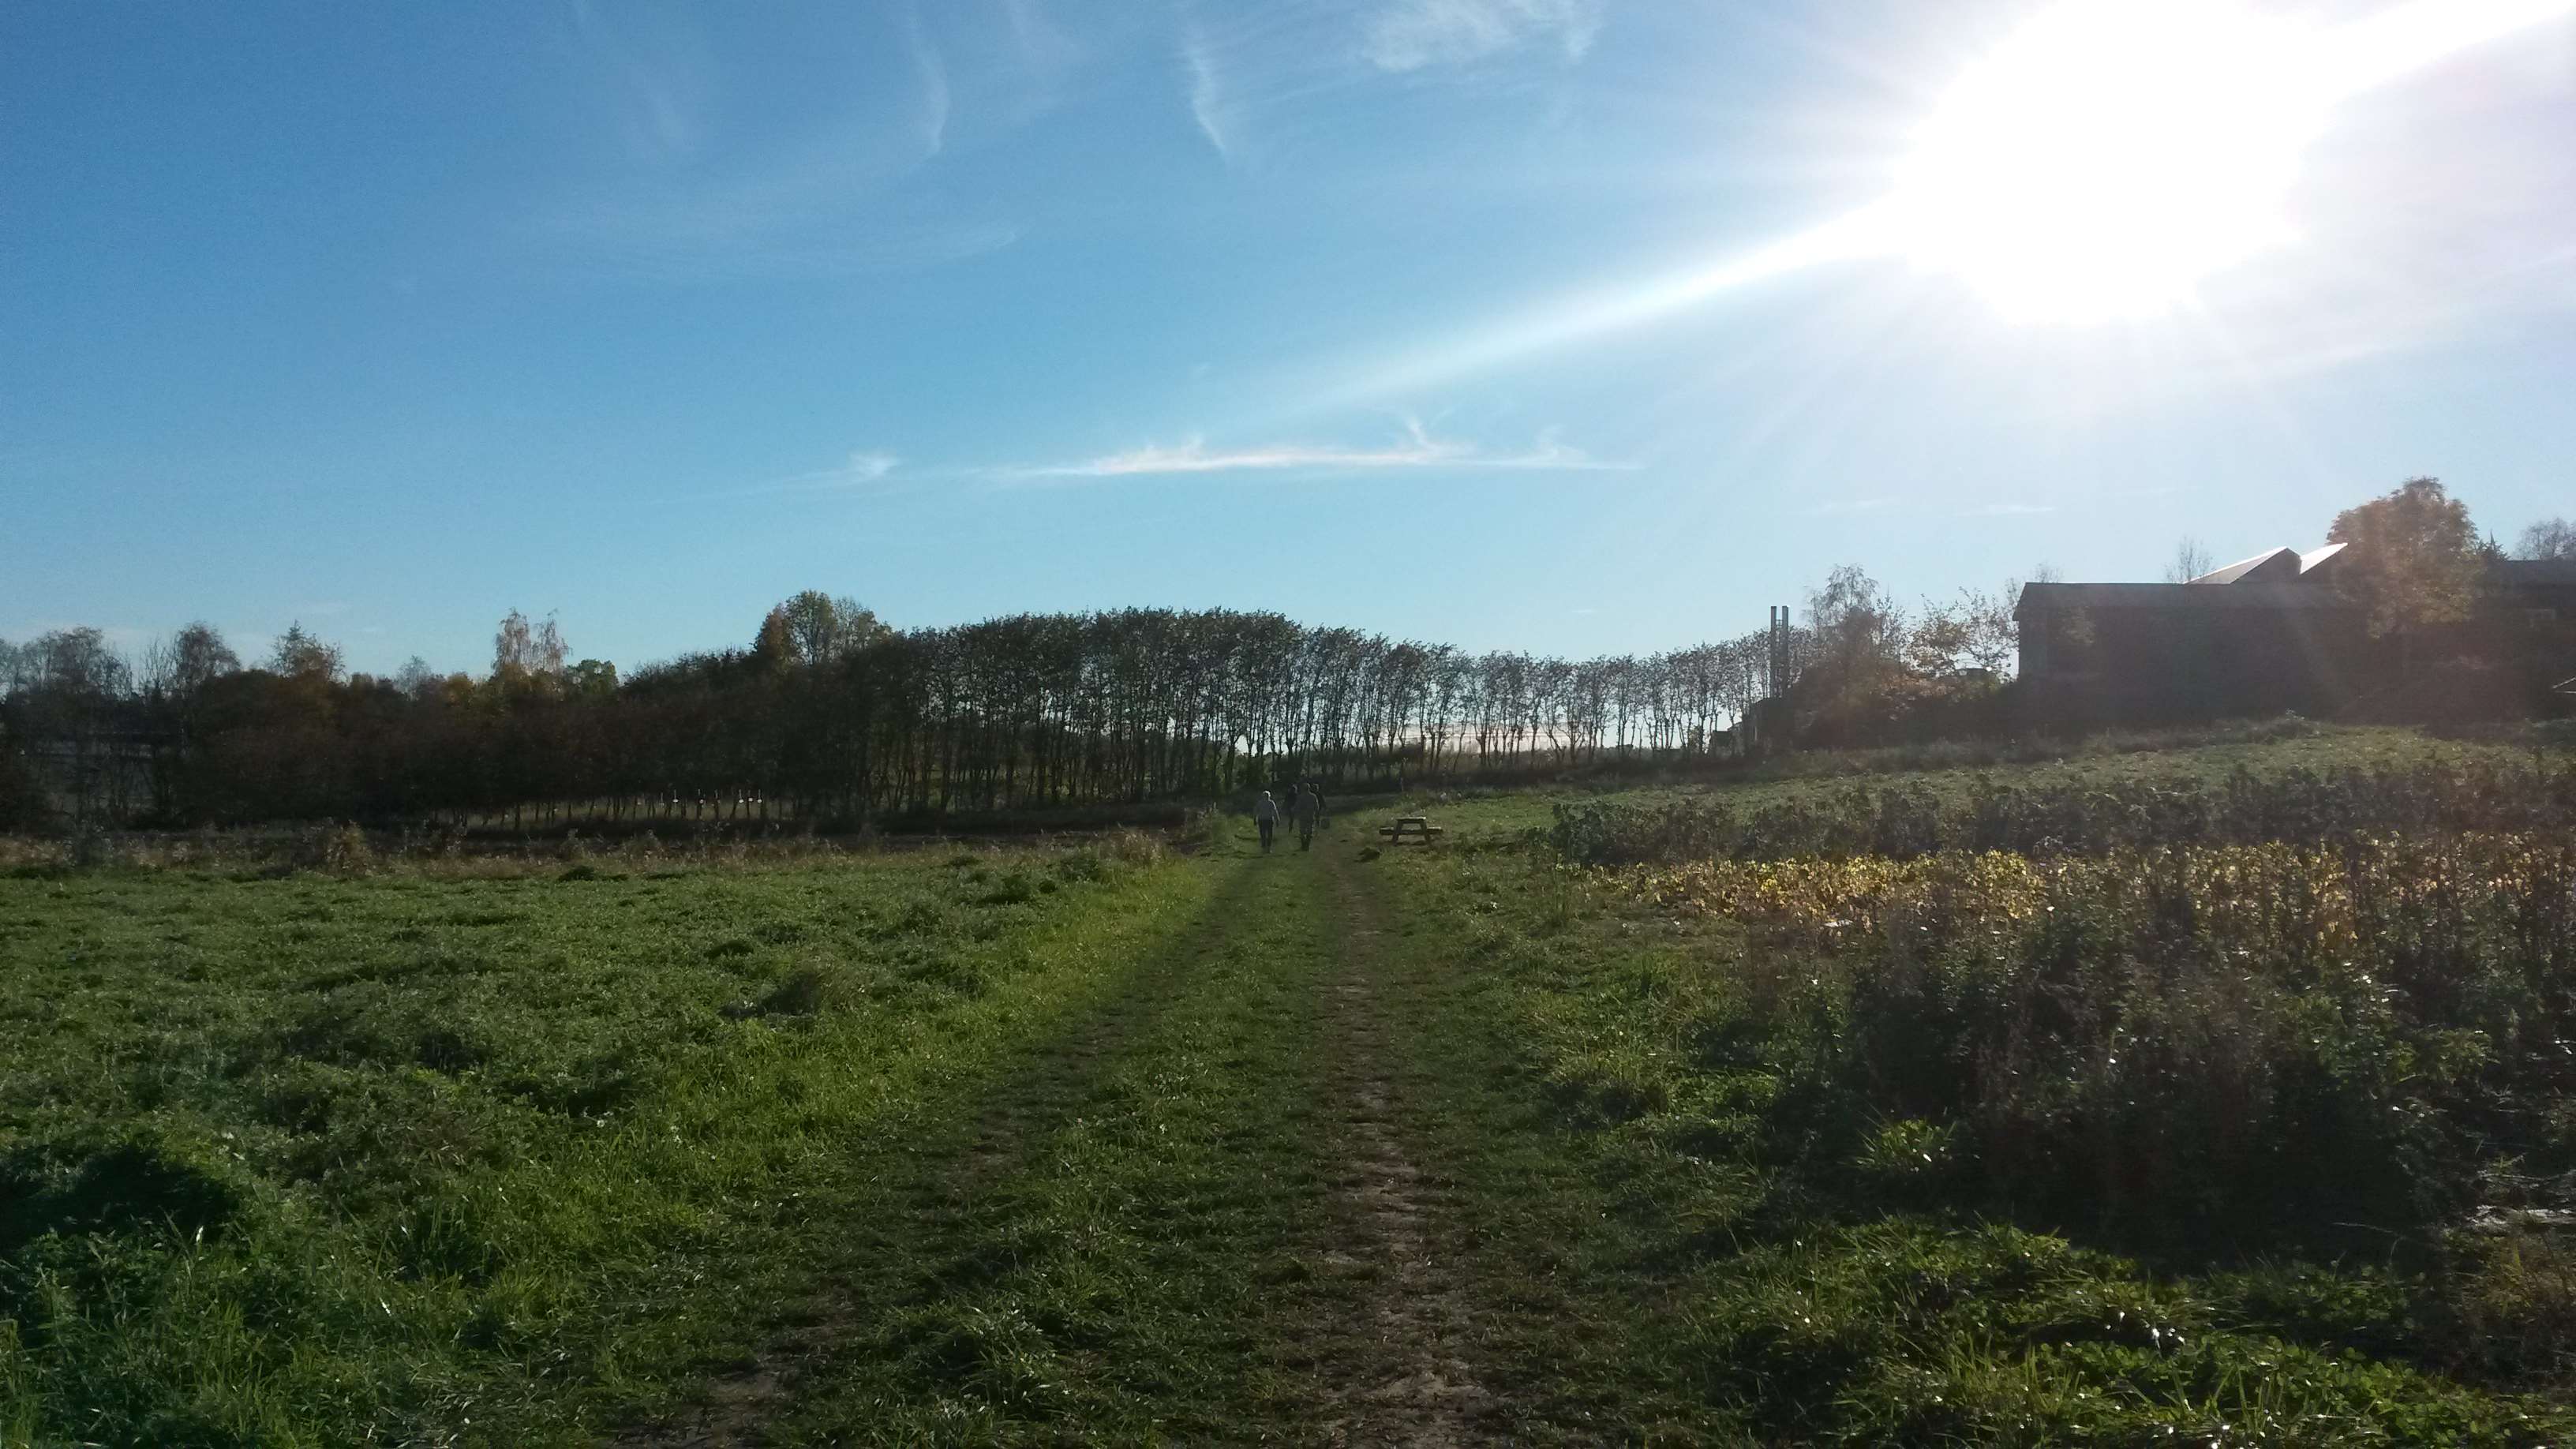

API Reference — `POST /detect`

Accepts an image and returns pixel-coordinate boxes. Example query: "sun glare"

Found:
[1890,0,2334,324]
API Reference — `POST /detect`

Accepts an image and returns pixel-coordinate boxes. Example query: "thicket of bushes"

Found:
[1615,835,2574,1252]
[1550,756,2576,866]
[1530,750,2576,1389]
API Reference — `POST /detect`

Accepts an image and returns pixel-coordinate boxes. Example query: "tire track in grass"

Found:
[616,855,1270,1447]
[643,844,1396,1443]
[1311,842,1503,1447]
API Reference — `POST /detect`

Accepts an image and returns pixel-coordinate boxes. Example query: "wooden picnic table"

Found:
[1378,815,1444,844]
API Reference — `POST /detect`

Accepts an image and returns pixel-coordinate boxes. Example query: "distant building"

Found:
[2015,547,2576,724]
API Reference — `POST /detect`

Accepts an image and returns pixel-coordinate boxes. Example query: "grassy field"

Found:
[7,724,2576,1443]
[2,835,1226,1443]
[1383,720,2543,839]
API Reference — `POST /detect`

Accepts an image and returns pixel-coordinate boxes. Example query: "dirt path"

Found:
[614,841,1511,1445]
[1309,844,1502,1447]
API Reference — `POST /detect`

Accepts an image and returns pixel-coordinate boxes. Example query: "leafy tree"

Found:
[2518,518,2576,561]
[568,659,619,698]
[1909,585,2020,677]
[752,608,798,673]
[271,623,344,682]
[764,591,889,668]
[2326,477,2483,638]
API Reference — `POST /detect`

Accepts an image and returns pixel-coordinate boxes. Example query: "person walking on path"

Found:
[1254,790,1278,853]
[1290,782,1320,851]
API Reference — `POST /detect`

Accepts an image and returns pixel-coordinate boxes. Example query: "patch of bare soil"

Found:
[1314,848,1501,1447]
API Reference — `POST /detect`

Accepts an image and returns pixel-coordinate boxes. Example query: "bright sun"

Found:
[1890,0,2334,324]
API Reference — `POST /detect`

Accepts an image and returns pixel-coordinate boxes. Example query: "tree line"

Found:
[9,497,2563,833]
[0,595,1832,831]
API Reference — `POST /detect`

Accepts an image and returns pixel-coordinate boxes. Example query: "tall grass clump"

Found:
[289,821,376,875]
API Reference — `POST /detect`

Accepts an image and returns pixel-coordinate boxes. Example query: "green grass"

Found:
[1336,841,2575,1442]
[1389,721,2535,840]
[9,726,2576,1443]
[1,839,1222,1444]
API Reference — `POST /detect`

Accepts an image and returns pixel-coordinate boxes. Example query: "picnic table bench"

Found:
[1378,815,1444,844]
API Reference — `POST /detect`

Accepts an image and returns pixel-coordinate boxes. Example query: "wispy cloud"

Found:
[906,6,950,155]
[542,8,1013,284]
[1181,23,1234,161]
[538,113,1018,282]
[701,450,902,500]
[839,451,900,485]
[1803,497,2058,519]
[1362,0,1605,72]
[567,0,710,163]
[1017,421,1626,479]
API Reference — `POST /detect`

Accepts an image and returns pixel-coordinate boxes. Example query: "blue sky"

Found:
[6,0,2571,676]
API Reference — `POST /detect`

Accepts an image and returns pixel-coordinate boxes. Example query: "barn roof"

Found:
[2016,547,2575,619]
[2015,582,2354,617]
[2188,548,2301,586]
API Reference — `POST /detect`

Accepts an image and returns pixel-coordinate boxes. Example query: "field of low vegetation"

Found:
[8,722,2576,1443]
[1377,723,2576,1440]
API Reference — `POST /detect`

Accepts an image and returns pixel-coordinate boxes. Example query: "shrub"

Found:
[1618,833,2576,1251]
[291,822,376,875]
[1098,826,1167,869]
[66,825,122,870]
[1552,758,2576,866]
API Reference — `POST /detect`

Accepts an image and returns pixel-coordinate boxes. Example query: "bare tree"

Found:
[168,623,239,697]
[2166,536,2215,582]
[534,612,568,676]
[494,609,534,678]
[395,656,442,701]
[2518,518,2576,560]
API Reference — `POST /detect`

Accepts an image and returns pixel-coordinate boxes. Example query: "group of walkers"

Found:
[1252,781,1327,854]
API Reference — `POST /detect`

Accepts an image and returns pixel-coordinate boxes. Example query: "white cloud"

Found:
[1971,503,2058,517]
[1362,0,1604,72]
[1019,421,1625,478]
[540,9,1017,285]
[906,7,950,155]
[841,451,900,483]
[705,451,900,500]
[1182,25,1234,161]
